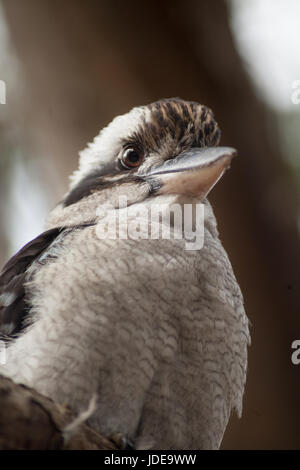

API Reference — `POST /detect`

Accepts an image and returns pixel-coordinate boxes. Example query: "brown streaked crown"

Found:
[123,98,221,158]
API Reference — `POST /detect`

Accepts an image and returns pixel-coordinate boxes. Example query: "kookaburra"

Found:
[0,98,249,450]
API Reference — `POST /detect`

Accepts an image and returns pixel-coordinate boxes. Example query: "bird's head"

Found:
[46,98,236,228]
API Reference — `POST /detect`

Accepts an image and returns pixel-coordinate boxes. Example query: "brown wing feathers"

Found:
[0,224,95,339]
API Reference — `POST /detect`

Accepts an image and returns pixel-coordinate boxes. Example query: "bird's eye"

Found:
[120,147,143,169]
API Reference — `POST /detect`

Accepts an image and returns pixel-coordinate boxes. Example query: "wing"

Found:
[0,224,95,340]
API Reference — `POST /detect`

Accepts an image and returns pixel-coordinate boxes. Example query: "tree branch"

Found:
[0,375,116,450]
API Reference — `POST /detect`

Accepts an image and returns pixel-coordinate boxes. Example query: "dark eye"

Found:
[120,147,143,169]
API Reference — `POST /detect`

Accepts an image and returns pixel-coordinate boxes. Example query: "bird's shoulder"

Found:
[0,223,95,339]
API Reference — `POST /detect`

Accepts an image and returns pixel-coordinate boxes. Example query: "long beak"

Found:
[142,146,237,200]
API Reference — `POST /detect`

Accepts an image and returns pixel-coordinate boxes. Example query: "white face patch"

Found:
[70,106,150,189]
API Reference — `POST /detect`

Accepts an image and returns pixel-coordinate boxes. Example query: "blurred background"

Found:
[0,0,299,449]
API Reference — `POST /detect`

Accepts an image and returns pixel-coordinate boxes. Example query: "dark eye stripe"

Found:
[63,162,120,207]
[63,157,146,208]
